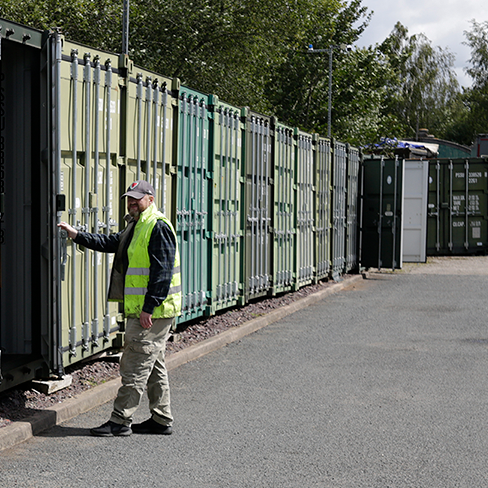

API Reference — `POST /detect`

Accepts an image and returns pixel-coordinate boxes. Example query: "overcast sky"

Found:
[356,0,487,87]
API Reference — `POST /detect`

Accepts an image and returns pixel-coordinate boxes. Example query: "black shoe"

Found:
[90,420,132,437]
[131,418,173,435]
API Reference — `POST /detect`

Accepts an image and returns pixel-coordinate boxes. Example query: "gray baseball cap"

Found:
[121,180,155,199]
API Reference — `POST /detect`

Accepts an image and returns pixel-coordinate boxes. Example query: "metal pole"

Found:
[307,44,341,139]
[122,0,130,55]
[328,47,332,138]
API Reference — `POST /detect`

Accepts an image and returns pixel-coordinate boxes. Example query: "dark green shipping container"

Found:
[360,157,404,270]
[175,87,212,325]
[427,158,488,255]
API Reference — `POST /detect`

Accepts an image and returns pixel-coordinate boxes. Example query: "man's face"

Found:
[127,194,153,219]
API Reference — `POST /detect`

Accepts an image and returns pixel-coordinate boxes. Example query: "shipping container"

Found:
[271,119,296,294]
[208,96,245,313]
[345,145,360,273]
[331,141,348,279]
[242,109,273,302]
[175,87,212,325]
[295,129,315,287]
[427,158,488,255]
[360,157,404,270]
[314,137,332,281]
[0,22,130,391]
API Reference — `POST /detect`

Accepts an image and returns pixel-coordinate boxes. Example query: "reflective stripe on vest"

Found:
[124,204,182,318]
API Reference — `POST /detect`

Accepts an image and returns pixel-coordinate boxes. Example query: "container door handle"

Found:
[59,229,68,281]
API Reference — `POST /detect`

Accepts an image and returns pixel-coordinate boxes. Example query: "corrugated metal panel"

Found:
[243,110,272,301]
[314,137,332,280]
[176,87,212,325]
[208,96,244,313]
[295,129,315,287]
[57,38,123,363]
[271,119,296,294]
[345,145,360,272]
[331,141,347,279]
[123,68,178,216]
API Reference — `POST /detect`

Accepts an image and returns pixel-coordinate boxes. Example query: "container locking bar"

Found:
[59,229,68,281]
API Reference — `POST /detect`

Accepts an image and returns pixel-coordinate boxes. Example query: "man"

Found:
[58,180,181,437]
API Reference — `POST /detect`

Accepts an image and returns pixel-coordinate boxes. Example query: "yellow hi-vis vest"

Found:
[124,204,181,318]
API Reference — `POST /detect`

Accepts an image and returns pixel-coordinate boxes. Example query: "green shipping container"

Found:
[427,158,488,255]
[295,129,315,287]
[331,141,348,279]
[57,37,123,364]
[208,96,245,313]
[360,157,404,270]
[271,119,296,294]
[175,87,212,325]
[122,66,179,220]
[314,137,332,280]
[0,21,134,390]
[345,145,360,273]
[242,109,272,302]
[0,18,183,390]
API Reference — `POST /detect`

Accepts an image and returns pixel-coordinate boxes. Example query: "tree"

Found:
[4,1,471,146]
[446,20,488,145]
[127,0,373,116]
[0,0,124,52]
[263,0,372,140]
[378,22,461,141]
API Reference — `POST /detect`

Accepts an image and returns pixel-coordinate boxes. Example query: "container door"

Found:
[243,110,272,302]
[345,145,360,272]
[209,97,244,313]
[0,23,58,391]
[360,157,404,270]
[176,88,211,325]
[272,122,296,293]
[295,130,315,287]
[427,159,488,255]
[403,160,428,262]
[56,37,122,364]
[314,137,331,281]
[331,142,347,279]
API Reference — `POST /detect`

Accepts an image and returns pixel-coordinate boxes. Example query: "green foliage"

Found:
[0,1,486,147]
[0,0,123,51]
[464,20,488,89]
[446,20,488,145]
[378,23,461,142]
[263,0,372,140]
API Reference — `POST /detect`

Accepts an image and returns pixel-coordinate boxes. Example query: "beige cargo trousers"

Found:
[110,317,174,427]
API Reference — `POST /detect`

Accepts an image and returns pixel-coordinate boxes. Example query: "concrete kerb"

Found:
[0,274,364,452]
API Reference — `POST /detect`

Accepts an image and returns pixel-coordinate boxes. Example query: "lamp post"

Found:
[122,0,130,55]
[307,43,348,139]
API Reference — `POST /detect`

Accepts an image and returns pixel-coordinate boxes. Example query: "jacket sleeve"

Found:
[74,231,121,253]
[143,220,177,315]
